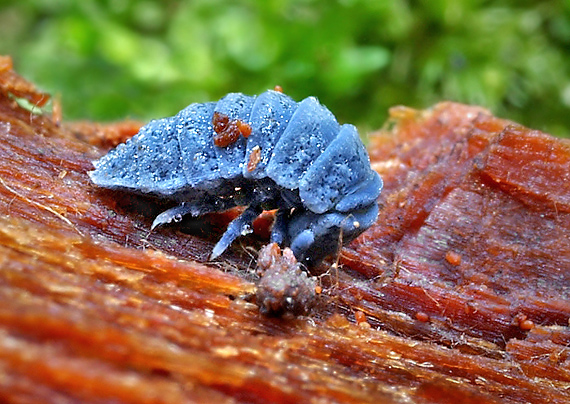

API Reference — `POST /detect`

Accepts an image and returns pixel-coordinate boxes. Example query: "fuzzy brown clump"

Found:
[256,243,317,316]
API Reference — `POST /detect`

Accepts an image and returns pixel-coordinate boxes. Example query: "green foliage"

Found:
[1,0,569,136]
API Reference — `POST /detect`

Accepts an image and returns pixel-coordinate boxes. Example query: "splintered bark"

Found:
[0,56,568,403]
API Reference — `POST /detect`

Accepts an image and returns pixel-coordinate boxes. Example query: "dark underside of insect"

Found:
[89,90,382,266]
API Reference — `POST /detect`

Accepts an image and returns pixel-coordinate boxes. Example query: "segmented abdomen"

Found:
[89,90,376,215]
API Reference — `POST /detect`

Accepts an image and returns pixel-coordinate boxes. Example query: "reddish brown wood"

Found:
[0,57,568,403]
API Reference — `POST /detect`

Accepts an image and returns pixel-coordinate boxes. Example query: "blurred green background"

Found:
[1,0,569,137]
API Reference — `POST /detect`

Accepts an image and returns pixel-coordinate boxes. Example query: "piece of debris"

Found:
[256,243,318,316]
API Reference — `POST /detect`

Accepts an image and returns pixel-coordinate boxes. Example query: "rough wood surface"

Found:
[0,56,569,403]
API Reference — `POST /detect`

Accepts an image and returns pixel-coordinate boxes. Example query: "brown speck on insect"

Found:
[247,145,262,172]
[212,111,252,147]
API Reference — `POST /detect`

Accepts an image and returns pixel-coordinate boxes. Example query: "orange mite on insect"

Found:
[237,120,251,138]
[247,145,262,172]
[212,111,252,147]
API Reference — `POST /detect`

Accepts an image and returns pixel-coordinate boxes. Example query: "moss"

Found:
[1,0,569,137]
